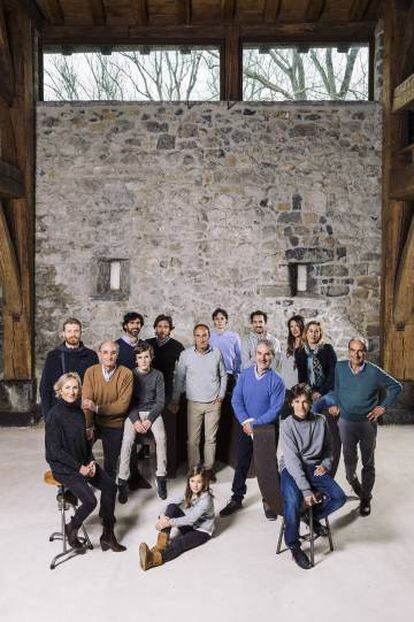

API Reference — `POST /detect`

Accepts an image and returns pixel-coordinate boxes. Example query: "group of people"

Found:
[43,308,402,570]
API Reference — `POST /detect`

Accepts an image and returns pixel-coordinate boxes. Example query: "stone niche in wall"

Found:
[35,100,382,377]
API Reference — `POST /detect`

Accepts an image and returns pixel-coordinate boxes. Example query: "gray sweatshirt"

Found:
[279,414,333,497]
[128,368,165,424]
[172,346,227,403]
[169,491,215,536]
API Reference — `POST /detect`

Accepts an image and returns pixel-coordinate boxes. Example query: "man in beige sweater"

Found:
[82,340,133,480]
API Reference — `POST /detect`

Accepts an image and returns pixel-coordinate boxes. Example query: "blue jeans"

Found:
[280,466,346,549]
[311,390,336,414]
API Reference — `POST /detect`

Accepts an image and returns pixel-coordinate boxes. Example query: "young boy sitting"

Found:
[279,383,346,569]
[118,343,167,502]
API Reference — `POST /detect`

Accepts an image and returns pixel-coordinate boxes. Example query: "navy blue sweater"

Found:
[39,343,98,419]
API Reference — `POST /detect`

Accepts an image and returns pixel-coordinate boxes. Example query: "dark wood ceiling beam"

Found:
[88,0,106,26]
[5,0,45,29]
[348,0,372,21]
[177,0,191,25]
[132,0,148,26]
[221,0,236,23]
[264,0,282,23]
[305,0,326,23]
[39,0,64,25]
[42,20,376,45]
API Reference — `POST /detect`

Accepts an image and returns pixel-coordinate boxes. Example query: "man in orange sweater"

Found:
[82,340,133,552]
[82,340,133,480]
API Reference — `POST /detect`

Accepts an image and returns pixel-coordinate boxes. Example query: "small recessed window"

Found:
[95,258,129,300]
[289,263,309,296]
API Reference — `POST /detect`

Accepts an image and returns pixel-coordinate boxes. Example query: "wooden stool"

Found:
[276,505,334,567]
[44,470,93,570]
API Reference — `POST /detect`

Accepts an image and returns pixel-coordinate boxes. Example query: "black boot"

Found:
[118,479,129,504]
[100,524,127,552]
[65,520,86,552]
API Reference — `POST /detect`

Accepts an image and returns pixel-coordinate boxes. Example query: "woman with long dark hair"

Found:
[280,315,305,389]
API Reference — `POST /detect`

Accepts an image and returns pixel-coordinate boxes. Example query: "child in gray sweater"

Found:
[118,343,166,501]
[279,383,346,570]
[139,465,215,570]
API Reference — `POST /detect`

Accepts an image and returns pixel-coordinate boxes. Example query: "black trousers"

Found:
[54,465,117,529]
[97,426,124,481]
[231,426,254,503]
[162,503,210,562]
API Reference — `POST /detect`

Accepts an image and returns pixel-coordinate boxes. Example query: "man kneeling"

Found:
[279,383,346,569]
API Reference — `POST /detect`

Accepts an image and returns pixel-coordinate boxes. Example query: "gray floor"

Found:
[1,424,413,622]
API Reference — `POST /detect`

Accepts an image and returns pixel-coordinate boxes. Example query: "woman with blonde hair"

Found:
[294,321,337,413]
[45,372,125,553]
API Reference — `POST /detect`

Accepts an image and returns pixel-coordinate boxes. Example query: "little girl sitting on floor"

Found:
[139,465,215,570]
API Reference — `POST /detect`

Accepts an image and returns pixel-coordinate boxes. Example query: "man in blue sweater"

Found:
[330,338,401,516]
[220,340,285,519]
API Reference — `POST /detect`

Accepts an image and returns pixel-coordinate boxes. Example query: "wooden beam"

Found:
[305,0,326,23]
[398,0,414,80]
[0,202,22,316]
[0,160,23,197]
[394,216,414,326]
[42,20,376,45]
[393,72,414,112]
[221,0,236,22]
[263,0,282,24]
[88,0,106,27]
[389,164,414,199]
[38,0,64,25]
[0,2,14,104]
[177,0,191,25]
[224,24,241,100]
[6,0,45,29]
[348,0,372,21]
[132,0,148,26]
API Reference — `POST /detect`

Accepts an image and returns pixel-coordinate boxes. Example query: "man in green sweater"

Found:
[330,338,401,517]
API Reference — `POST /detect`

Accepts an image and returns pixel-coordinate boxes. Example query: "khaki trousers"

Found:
[187,400,222,470]
[118,412,167,480]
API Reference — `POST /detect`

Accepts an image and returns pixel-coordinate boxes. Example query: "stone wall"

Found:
[35,101,382,378]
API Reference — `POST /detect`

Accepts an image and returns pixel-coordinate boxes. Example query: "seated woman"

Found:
[45,372,125,553]
[279,384,346,570]
[117,342,166,503]
[294,321,337,413]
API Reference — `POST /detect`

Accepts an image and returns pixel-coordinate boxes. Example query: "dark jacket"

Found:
[147,337,184,401]
[115,337,148,370]
[295,343,337,395]
[45,399,93,476]
[39,342,98,419]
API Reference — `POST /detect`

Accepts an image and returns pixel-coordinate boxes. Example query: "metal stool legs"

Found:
[49,486,93,570]
[276,506,334,567]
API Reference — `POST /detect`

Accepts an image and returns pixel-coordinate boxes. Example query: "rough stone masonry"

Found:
[35,101,382,380]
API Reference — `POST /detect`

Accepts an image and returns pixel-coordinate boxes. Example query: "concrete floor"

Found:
[1,425,413,622]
